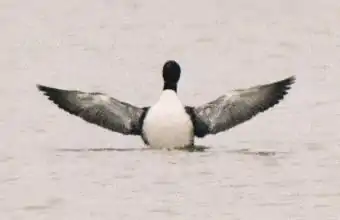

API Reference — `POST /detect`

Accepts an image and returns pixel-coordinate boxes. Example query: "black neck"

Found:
[163,82,177,92]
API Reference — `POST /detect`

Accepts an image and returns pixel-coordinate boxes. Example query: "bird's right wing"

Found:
[37,85,147,135]
[186,76,295,137]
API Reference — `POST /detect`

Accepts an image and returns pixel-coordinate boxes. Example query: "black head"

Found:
[162,60,181,91]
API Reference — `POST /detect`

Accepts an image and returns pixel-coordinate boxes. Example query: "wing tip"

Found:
[36,84,64,96]
[36,84,44,91]
[37,84,49,98]
[37,84,52,93]
[285,75,296,86]
[36,84,68,108]
[255,75,296,110]
[36,84,78,115]
[276,75,296,92]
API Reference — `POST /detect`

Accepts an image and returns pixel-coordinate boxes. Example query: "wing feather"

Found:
[188,76,295,137]
[37,85,147,135]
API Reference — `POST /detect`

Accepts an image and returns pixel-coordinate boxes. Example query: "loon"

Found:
[37,60,295,149]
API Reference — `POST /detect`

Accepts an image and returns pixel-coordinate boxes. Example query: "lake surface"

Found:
[1,0,340,219]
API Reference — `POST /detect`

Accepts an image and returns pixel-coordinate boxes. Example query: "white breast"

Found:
[142,90,194,149]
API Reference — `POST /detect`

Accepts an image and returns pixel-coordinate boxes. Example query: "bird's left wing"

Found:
[186,76,295,137]
[37,85,147,135]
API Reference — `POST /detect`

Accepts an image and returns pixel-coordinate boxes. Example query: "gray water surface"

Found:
[1,0,340,219]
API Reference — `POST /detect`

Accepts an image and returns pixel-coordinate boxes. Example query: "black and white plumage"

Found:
[186,76,295,137]
[37,85,148,135]
[37,60,295,149]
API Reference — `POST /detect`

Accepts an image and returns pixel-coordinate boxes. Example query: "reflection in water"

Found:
[57,145,210,152]
[58,147,153,152]
[57,146,280,156]
[228,148,278,156]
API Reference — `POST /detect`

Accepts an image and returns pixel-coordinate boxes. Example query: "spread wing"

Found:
[37,85,147,135]
[186,76,295,137]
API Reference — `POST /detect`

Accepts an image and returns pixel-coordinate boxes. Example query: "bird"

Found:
[37,60,295,150]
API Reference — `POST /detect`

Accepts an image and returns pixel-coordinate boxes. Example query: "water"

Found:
[1,0,340,219]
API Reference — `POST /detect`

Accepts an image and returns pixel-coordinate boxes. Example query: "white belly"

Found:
[142,91,194,149]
